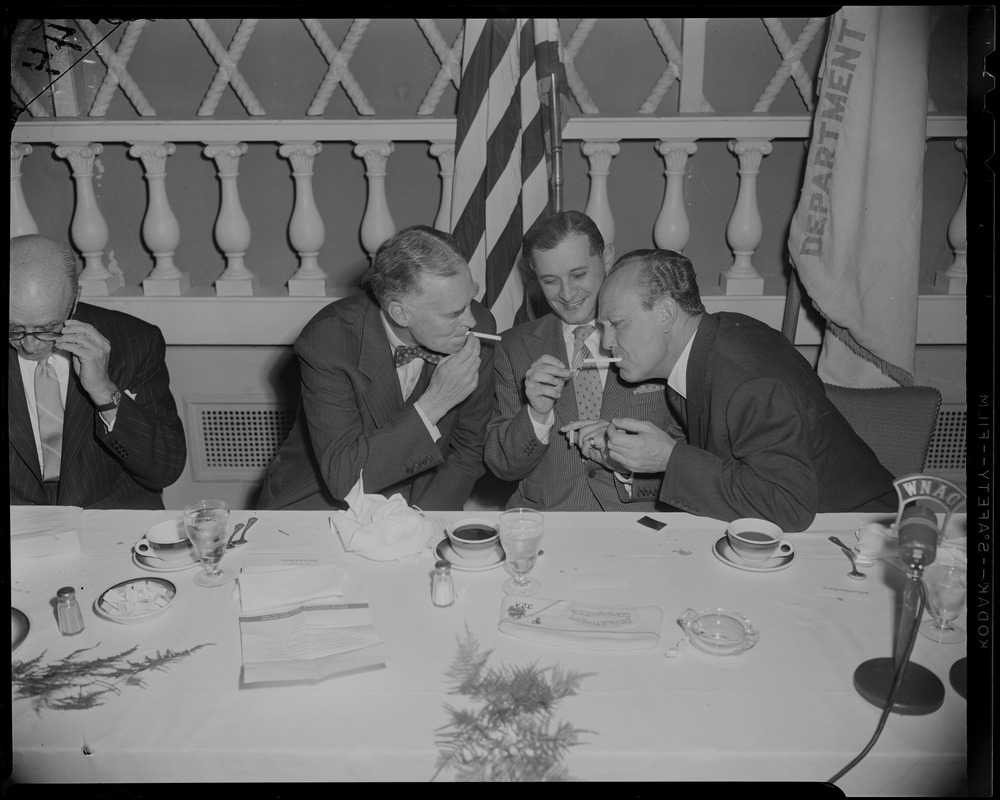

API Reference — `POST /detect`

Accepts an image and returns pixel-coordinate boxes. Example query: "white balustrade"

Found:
[53,143,121,295]
[279,141,328,296]
[722,138,772,295]
[10,143,38,238]
[581,140,620,254]
[128,142,190,296]
[353,141,396,260]
[935,139,967,295]
[204,142,258,296]
[654,140,697,252]
[429,142,455,232]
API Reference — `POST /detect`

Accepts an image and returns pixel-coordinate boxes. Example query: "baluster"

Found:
[353,141,396,261]
[429,142,455,232]
[11,143,38,237]
[934,139,967,294]
[653,140,697,252]
[204,142,258,296]
[581,140,620,254]
[721,138,772,295]
[128,142,190,296]
[279,141,328,296]
[54,143,121,295]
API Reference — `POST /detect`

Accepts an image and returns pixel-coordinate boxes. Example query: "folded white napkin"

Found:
[853,522,898,565]
[332,472,434,561]
[238,564,345,615]
[498,597,663,651]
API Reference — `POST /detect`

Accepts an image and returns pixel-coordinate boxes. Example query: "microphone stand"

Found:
[853,560,944,715]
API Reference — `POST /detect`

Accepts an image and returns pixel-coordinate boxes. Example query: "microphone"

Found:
[897,503,939,569]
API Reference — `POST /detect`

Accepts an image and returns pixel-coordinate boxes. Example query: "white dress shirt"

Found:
[667,333,695,399]
[379,313,441,442]
[18,351,122,473]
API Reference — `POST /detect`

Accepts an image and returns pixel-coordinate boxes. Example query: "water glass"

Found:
[919,560,967,643]
[183,499,234,588]
[499,508,544,596]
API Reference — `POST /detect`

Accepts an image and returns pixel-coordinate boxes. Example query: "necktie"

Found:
[34,359,64,481]
[571,325,603,421]
[394,344,443,367]
[667,386,688,430]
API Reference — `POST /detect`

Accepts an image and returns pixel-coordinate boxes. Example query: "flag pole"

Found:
[549,69,563,212]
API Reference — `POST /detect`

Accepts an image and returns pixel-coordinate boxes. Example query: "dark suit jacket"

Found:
[8,303,187,509]
[258,290,496,511]
[660,312,896,532]
[485,313,674,511]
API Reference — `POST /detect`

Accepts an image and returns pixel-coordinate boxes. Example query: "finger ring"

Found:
[587,438,596,448]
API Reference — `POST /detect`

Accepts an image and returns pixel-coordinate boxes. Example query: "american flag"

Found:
[450,19,566,331]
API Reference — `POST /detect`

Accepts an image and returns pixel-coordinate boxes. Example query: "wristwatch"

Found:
[95,388,122,413]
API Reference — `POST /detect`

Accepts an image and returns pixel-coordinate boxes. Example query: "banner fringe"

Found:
[812,302,914,387]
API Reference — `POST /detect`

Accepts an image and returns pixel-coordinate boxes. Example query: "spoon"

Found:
[228,516,258,548]
[829,536,867,580]
[225,523,245,549]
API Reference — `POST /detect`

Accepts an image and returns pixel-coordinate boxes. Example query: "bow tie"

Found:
[393,344,444,367]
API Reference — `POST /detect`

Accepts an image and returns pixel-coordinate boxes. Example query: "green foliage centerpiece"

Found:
[12,642,213,712]
[433,628,594,781]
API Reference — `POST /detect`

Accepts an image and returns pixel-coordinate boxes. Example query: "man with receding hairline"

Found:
[9,234,186,509]
[259,225,496,511]
[590,248,896,532]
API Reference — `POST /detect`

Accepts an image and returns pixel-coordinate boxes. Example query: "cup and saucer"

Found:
[713,518,795,573]
[132,519,199,573]
[435,519,506,572]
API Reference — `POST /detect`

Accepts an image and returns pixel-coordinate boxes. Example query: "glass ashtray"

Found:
[677,607,759,656]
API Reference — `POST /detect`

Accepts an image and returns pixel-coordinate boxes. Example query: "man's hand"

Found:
[56,320,117,406]
[605,417,676,473]
[558,419,629,472]
[525,355,572,420]
[415,334,481,425]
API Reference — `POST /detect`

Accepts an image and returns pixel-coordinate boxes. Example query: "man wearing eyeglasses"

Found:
[9,234,186,509]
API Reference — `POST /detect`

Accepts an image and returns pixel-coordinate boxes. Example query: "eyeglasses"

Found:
[8,326,63,342]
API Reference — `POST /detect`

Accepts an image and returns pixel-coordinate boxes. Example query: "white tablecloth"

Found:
[10,509,968,792]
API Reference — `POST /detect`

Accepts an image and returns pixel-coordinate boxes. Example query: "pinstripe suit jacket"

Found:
[8,303,187,509]
[258,290,496,511]
[484,313,676,511]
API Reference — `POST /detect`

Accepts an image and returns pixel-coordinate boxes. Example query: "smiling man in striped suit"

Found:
[484,211,677,511]
[9,234,187,509]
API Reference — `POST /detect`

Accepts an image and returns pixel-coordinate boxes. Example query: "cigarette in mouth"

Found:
[583,357,622,364]
[469,331,502,341]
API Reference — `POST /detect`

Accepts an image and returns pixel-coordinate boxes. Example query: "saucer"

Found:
[12,607,29,652]
[435,539,505,572]
[132,550,199,573]
[713,536,793,573]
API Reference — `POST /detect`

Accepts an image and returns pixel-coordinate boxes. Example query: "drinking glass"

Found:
[183,499,234,588]
[919,560,967,643]
[499,508,544,596]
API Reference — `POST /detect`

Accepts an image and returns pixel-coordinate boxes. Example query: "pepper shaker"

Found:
[431,560,455,607]
[56,586,85,635]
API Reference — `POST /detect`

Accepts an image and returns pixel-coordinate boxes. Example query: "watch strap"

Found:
[95,389,122,413]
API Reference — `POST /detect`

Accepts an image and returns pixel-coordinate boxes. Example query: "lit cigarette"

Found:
[584,357,622,364]
[469,331,502,341]
[568,430,575,446]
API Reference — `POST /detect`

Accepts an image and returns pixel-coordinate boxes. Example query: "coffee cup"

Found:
[134,519,192,562]
[726,518,793,563]
[446,518,500,562]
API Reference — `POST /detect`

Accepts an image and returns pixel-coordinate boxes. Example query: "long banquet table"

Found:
[9,508,968,792]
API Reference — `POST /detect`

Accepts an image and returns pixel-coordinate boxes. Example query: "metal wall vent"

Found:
[186,397,296,482]
[925,403,966,474]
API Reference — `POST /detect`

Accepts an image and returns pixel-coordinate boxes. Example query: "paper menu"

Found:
[10,505,82,558]
[239,602,388,685]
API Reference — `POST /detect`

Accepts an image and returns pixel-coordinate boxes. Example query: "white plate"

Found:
[12,607,29,652]
[94,577,177,624]
[435,539,506,572]
[713,536,794,573]
[132,550,199,573]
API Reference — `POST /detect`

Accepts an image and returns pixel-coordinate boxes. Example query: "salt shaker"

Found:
[56,586,85,636]
[431,560,455,607]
